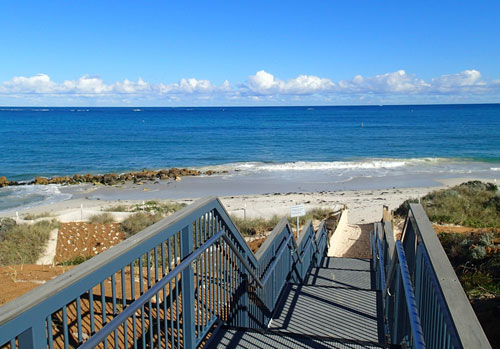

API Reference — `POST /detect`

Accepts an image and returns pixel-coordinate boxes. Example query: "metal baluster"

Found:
[76,296,83,344]
[167,239,174,348]
[47,314,54,349]
[174,235,181,348]
[62,305,69,349]
[130,262,137,349]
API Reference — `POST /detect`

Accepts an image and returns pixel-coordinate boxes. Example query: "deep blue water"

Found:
[0,104,499,181]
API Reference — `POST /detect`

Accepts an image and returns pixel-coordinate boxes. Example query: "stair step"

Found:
[208,327,389,348]
[318,257,372,271]
[305,267,374,289]
[269,284,383,342]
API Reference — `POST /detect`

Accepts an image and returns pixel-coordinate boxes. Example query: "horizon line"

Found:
[1,102,500,108]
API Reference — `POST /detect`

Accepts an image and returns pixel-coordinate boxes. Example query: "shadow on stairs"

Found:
[207,257,395,348]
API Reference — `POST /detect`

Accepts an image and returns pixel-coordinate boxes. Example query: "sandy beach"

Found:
[1,175,495,225]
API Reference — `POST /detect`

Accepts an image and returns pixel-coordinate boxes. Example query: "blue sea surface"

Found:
[0,104,499,181]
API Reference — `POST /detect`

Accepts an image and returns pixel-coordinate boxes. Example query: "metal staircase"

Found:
[0,198,491,348]
[209,257,387,348]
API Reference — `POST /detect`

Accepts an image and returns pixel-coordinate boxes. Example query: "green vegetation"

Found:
[439,231,500,297]
[119,201,186,237]
[395,181,500,227]
[0,220,59,266]
[300,207,331,225]
[88,212,115,224]
[57,255,93,266]
[231,215,281,236]
[231,207,331,236]
[121,212,163,237]
[23,212,52,220]
[133,200,187,215]
[103,204,130,212]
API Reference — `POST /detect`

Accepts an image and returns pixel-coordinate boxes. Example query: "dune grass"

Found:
[230,215,282,236]
[120,201,187,237]
[103,204,130,212]
[23,212,52,220]
[231,207,331,236]
[58,255,93,266]
[396,181,500,228]
[88,212,115,224]
[0,220,59,266]
[121,212,164,237]
[133,200,187,215]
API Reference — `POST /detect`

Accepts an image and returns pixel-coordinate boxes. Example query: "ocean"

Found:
[0,104,499,210]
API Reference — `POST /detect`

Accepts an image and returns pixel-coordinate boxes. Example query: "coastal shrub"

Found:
[58,255,93,266]
[300,207,331,225]
[88,213,115,224]
[0,218,16,238]
[121,212,163,237]
[395,181,500,227]
[231,207,331,236]
[438,230,500,297]
[104,205,130,212]
[133,200,187,216]
[0,220,59,266]
[23,212,52,220]
[230,215,281,236]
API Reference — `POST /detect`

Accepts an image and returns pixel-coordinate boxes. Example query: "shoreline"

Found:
[2,176,493,224]
[1,157,497,216]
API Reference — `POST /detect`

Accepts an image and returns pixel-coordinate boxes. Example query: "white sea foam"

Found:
[200,158,449,173]
[0,185,71,212]
[491,167,500,171]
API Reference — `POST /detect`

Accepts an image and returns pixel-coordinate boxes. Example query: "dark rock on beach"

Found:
[0,176,8,187]
[0,167,225,187]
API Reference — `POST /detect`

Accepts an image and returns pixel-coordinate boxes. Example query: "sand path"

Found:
[36,228,59,265]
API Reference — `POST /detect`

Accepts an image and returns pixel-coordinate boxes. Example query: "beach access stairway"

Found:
[0,198,492,348]
[210,257,386,348]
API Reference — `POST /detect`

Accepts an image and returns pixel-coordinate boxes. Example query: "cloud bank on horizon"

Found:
[1,69,499,106]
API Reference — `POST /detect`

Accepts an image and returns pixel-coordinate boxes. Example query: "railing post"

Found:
[181,224,196,349]
[240,251,249,328]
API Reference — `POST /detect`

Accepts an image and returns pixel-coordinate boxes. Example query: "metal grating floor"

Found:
[210,327,387,348]
[208,257,385,348]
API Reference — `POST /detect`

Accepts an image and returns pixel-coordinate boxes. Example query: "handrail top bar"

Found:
[395,240,426,348]
[260,230,294,286]
[296,219,313,247]
[0,196,218,326]
[254,216,290,260]
[408,203,491,348]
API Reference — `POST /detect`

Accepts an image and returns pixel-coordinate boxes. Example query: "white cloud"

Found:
[0,69,499,105]
[246,70,335,95]
[337,70,429,94]
[1,74,58,93]
[429,70,487,93]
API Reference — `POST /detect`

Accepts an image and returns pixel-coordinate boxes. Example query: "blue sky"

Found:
[1,0,499,106]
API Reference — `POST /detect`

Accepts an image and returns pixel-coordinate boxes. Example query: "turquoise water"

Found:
[0,104,499,210]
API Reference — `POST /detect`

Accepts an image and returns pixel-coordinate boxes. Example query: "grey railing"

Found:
[372,203,491,348]
[0,197,328,348]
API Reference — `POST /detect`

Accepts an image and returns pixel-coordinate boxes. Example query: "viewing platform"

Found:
[0,197,491,348]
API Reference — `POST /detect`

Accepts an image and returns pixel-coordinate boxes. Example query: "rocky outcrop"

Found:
[35,177,49,185]
[0,167,227,187]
